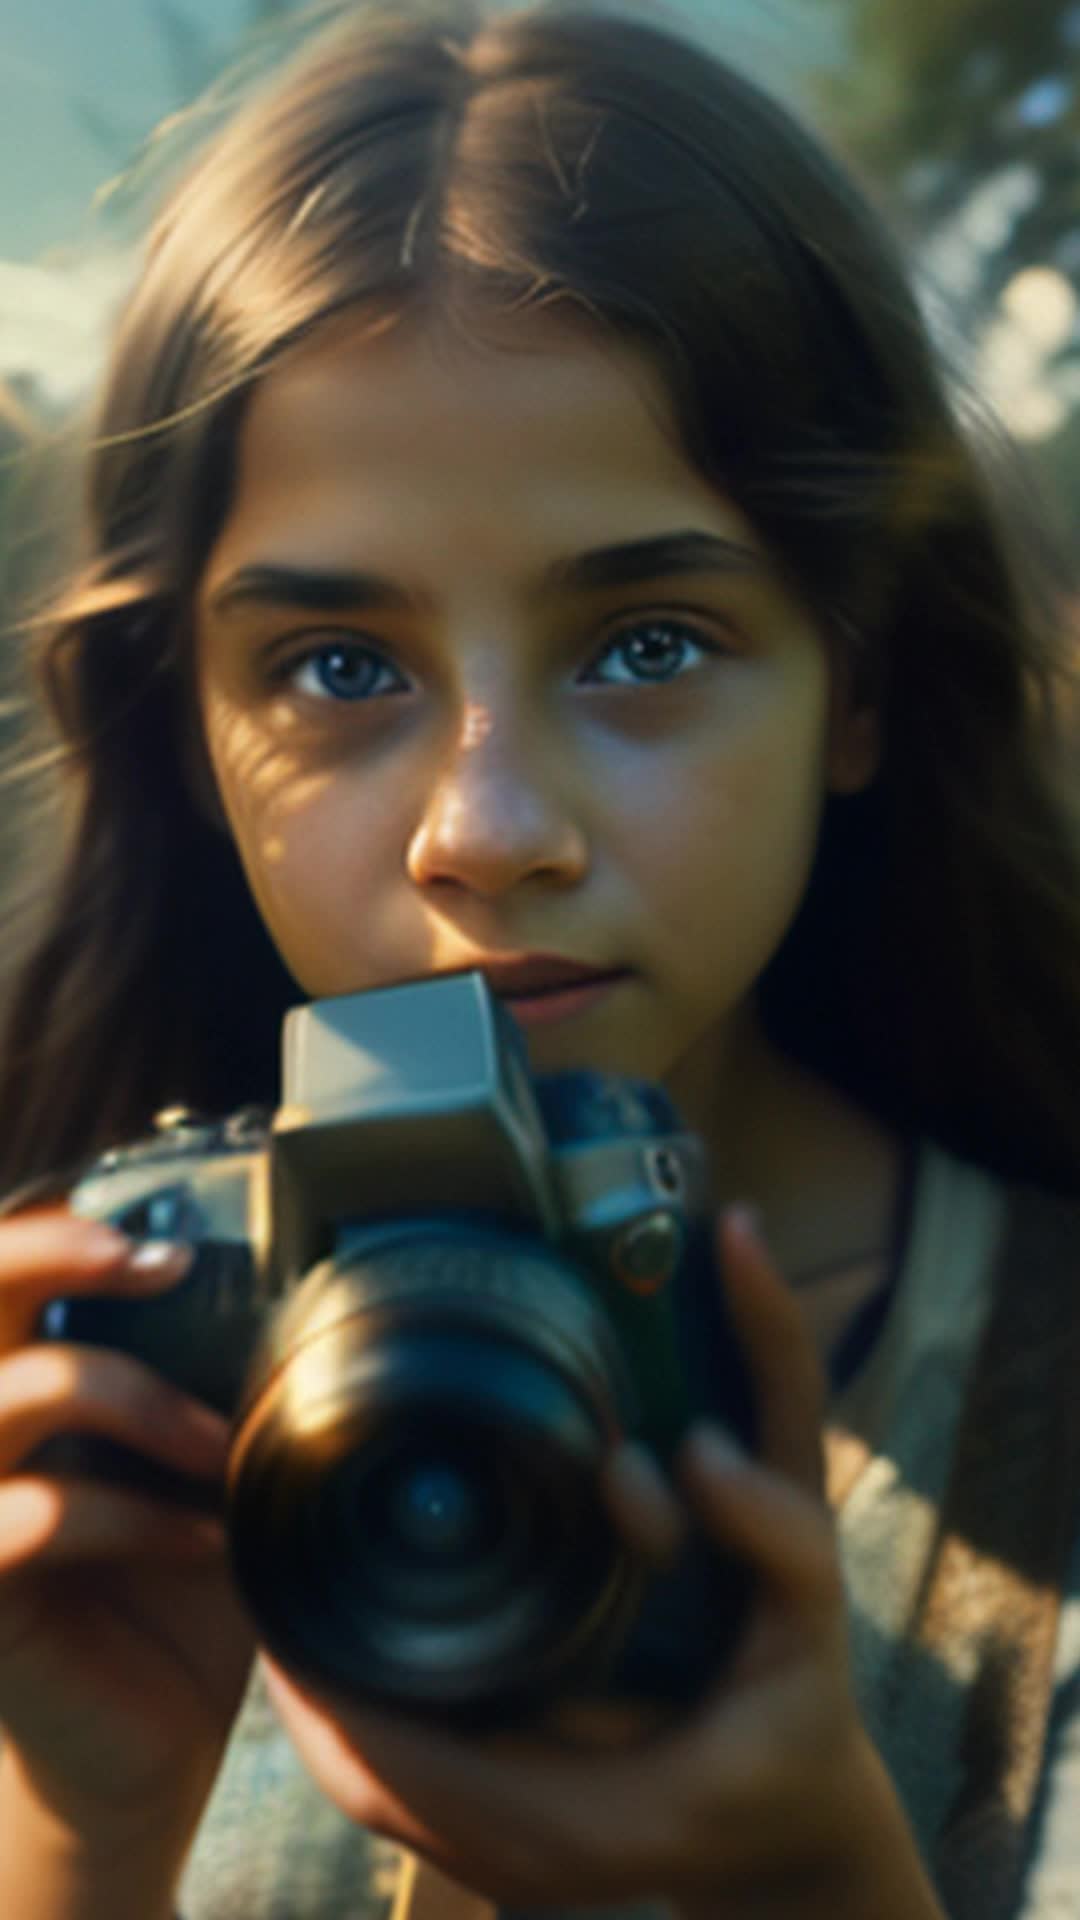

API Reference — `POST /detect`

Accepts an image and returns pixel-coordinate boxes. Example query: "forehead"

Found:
[249,305,676,453]
[204,309,762,578]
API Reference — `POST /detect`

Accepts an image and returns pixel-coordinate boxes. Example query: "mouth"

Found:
[473,956,632,1028]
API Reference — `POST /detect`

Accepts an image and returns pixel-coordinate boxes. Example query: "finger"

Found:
[0,1344,229,1481]
[261,1662,446,1852]
[262,1658,668,1904]
[0,1210,191,1350]
[718,1208,827,1498]
[0,1477,226,1587]
[599,1441,687,1564]
[677,1422,842,1624]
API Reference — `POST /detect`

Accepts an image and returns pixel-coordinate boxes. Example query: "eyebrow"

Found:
[205,530,770,621]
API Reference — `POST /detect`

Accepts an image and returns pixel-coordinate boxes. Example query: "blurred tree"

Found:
[0,376,54,852]
[0,376,54,626]
[814,0,1080,517]
[820,0,1079,244]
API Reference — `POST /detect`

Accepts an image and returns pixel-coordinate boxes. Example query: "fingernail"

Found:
[683,1421,745,1476]
[180,1401,232,1467]
[605,1441,687,1561]
[726,1204,763,1241]
[178,1516,228,1555]
[82,1224,133,1263]
[126,1241,194,1285]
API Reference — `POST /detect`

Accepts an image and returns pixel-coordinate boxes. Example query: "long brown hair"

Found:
[2,0,1078,1192]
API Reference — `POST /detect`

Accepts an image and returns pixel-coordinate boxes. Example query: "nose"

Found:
[405,701,588,897]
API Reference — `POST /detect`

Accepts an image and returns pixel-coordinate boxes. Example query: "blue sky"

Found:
[0,0,265,398]
[0,0,263,260]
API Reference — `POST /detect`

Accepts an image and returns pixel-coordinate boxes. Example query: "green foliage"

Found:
[818,0,1080,239]
[814,0,1080,523]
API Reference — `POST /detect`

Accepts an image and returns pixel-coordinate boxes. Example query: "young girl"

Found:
[0,3,1078,1916]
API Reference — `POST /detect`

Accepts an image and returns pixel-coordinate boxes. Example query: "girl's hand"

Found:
[0,1207,253,1863]
[264,1210,942,1917]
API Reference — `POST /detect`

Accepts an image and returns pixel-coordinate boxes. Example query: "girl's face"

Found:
[194,313,875,1129]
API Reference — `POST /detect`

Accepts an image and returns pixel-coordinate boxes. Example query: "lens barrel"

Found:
[226,1225,643,1721]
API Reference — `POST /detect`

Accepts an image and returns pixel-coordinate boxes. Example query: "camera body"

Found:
[44,973,756,1725]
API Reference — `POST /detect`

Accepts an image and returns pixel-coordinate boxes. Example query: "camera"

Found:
[42,972,756,1726]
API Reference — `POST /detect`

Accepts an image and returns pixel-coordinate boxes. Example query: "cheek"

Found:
[202,703,394,975]
[606,690,829,986]
[206,706,330,884]
[609,690,827,891]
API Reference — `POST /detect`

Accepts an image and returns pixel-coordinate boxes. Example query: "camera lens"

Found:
[389,1460,487,1557]
[319,1420,530,1620]
[227,1224,643,1722]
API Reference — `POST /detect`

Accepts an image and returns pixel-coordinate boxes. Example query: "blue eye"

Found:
[584,620,719,687]
[286,641,407,702]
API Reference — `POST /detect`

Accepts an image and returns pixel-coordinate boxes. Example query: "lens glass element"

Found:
[229,1227,641,1719]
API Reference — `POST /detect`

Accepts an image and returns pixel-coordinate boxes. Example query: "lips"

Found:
[473,955,628,999]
